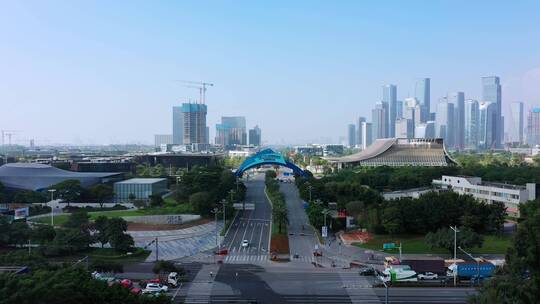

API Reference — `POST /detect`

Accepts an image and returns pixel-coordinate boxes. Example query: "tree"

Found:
[152,260,185,279]
[8,221,31,247]
[63,211,90,230]
[90,184,114,207]
[90,260,124,274]
[190,191,214,217]
[425,227,483,254]
[0,216,10,246]
[470,199,540,303]
[50,179,83,205]
[128,193,136,202]
[31,224,56,245]
[106,218,133,252]
[149,194,164,208]
[93,216,110,248]
[272,203,289,234]
[47,228,92,255]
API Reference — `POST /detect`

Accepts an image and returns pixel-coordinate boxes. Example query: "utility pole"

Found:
[155,237,159,262]
[48,189,56,226]
[450,226,460,287]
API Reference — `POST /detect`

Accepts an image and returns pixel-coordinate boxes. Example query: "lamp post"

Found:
[48,189,56,226]
[459,246,480,286]
[450,226,460,287]
[211,207,219,260]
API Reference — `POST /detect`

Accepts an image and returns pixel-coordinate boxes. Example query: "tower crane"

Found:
[1,130,18,146]
[179,80,214,104]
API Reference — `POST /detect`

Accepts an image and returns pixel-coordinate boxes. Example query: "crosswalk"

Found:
[224,254,270,264]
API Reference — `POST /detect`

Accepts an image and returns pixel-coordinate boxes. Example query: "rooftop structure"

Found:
[432,175,537,216]
[114,178,168,201]
[327,138,457,168]
[0,163,122,191]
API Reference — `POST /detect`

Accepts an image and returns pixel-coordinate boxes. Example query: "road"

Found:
[280,181,320,264]
[221,173,272,264]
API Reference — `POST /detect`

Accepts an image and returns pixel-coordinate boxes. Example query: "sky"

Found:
[1,1,540,146]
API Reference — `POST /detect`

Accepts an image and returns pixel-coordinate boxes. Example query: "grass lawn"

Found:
[32,202,195,226]
[354,234,512,255]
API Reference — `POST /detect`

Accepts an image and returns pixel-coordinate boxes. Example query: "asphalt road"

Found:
[280,181,320,263]
[221,174,272,263]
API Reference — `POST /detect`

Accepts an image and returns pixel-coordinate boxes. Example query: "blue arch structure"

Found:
[235,149,306,177]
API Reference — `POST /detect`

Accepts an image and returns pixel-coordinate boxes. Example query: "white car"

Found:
[241,240,249,247]
[418,272,438,280]
[143,283,168,294]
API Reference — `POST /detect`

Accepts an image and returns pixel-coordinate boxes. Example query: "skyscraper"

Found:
[361,122,373,149]
[464,99,480,150]
[172,106,184,144]
[348,124,356,148]
[510,102,524,145]
[383,85,397,137]
[479,101,497,149]
[526,108,540,146]
[450,92,465,150]
[215,116,247,148]
[482,76,502,146]
[436,98,454,148]
[415,78,431,122]
[372,102,387,140]
[415,121,435,139]
[249,125,261,146]
[356,117,366,148]
[395,118,414,138]
[182,103,207,146]
[403,97,421,128]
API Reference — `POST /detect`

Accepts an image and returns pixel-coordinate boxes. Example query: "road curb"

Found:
[264,187,273,254]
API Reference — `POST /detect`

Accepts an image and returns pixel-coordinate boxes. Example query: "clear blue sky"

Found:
[1,1,540,145]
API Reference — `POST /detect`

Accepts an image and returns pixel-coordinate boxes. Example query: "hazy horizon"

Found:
[2,1,540,146]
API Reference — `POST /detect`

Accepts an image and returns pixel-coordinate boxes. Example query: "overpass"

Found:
[235,149,306,177]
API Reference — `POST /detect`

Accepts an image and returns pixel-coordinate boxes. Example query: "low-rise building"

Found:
[382,187,433,200]
[432,175,537,216]
[114,178,168,201]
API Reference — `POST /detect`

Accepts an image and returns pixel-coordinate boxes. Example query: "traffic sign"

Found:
[383,243,396,250]
[321,226,328,238]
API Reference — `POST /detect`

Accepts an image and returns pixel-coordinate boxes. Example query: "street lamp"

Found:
[48,189,56,226]
[458,246,480,285]
[450,226,460,287]
[211,207,220,260]
[307,184,313,202]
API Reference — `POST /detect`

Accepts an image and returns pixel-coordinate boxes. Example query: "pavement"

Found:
[131,221,224,261]
[221,174,272,264]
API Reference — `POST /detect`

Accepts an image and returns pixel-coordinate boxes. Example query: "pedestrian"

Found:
[210,271,213,278]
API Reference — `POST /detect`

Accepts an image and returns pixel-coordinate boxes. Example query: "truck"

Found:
[382,268,417,282]
[447,261,496,279]
[401,257,446,276]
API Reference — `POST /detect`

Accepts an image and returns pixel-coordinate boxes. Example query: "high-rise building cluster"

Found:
[346,76,520,151]
[155,100,262,152]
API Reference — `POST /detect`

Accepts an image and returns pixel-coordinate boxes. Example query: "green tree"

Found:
[63,211,90,230]
[50,179,83,205]
[189,191,214,217]
[31,224,56,245]
[425,227,484,254]
[272,203,289,234]
[153,260,185,280]
[90,184,114,207]
[0,216,10,246]
[8,221,31,247]
[149,194,164,207]
[93,216,109,248]
[106,218,133,252]
[470,199,540,304]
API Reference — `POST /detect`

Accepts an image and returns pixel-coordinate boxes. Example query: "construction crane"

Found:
[1,130,18,146]
[179,80,214,104]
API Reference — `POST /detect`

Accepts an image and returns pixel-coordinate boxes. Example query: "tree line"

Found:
[265,170,288,234]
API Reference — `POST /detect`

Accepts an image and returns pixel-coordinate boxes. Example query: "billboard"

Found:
[14,207,29,220]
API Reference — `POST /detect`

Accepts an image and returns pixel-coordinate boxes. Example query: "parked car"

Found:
[215,248,229,255]
[130,288,142,295]
[313,250,322,257]
[142,283,168,294]
[418,272,438,280]
[241,240,249,247]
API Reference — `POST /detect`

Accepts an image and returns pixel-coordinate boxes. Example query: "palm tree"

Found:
[272,203,289,234]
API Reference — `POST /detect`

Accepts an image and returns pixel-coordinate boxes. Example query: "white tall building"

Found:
[509,102,524,145]
[415,121,435,138]
[356,117,366,148]
[395,119,414,138]
[415,78,431,122]
[450,92,465,150]
[479,101,497,149]
[361,122,373,149]
[464,99,480,150]
[436,98,455,148]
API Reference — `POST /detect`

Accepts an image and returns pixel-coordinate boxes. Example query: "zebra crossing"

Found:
[224,254,269,263]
